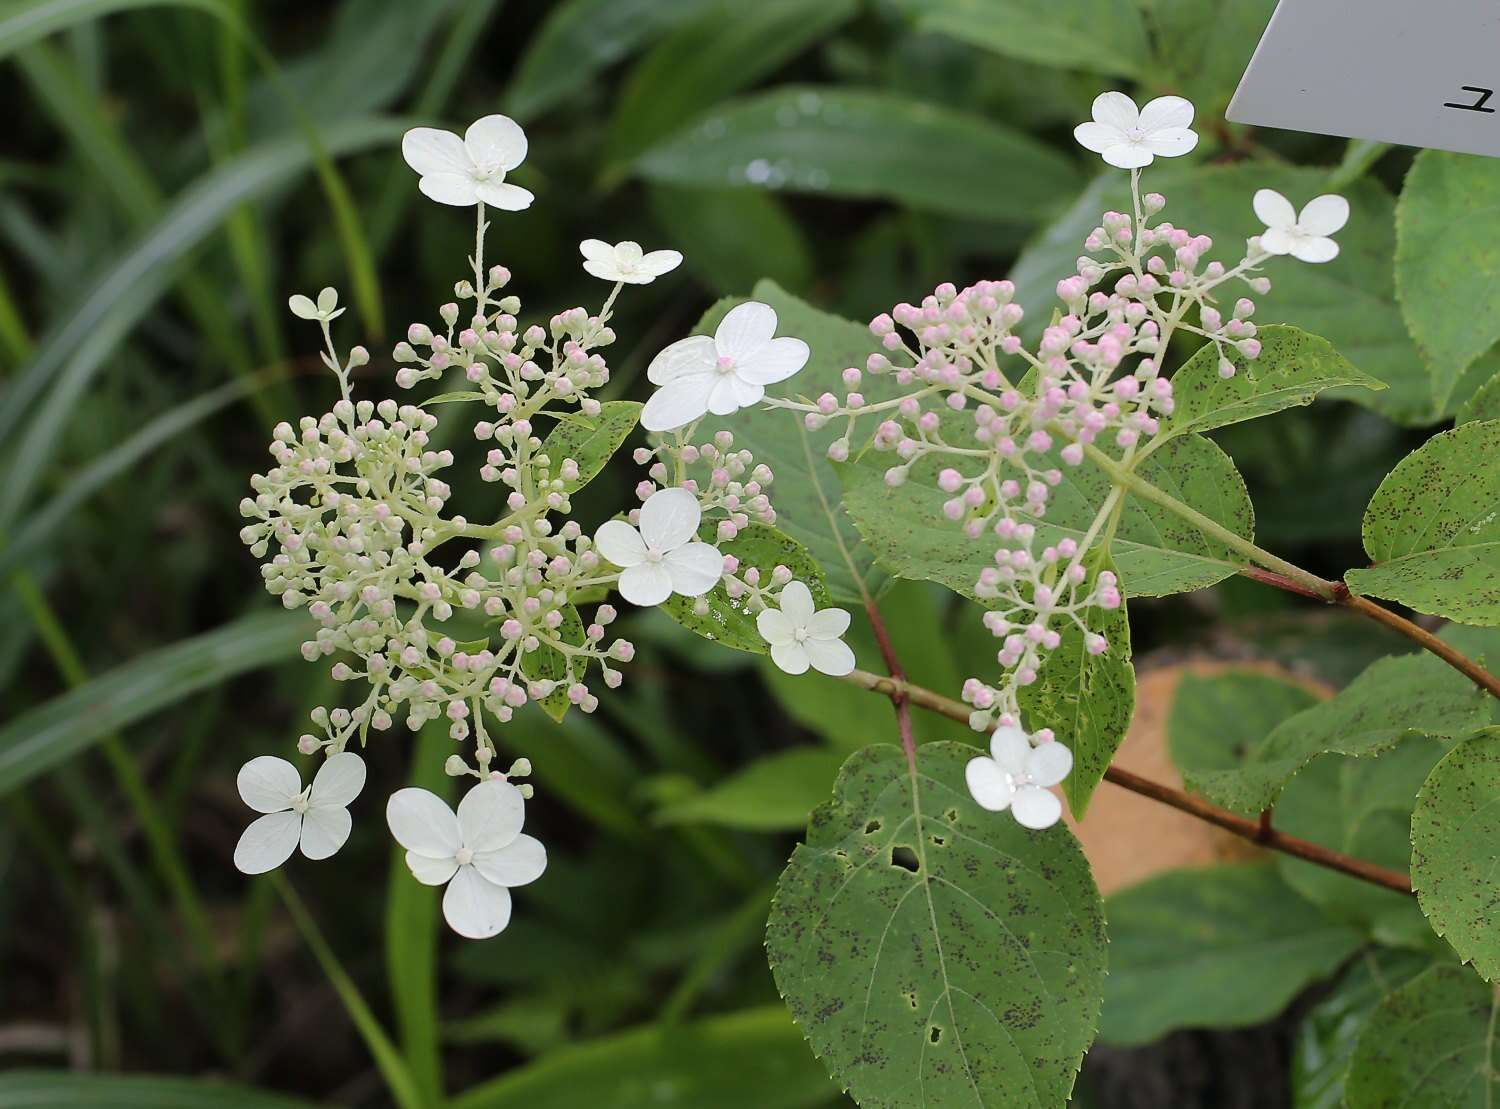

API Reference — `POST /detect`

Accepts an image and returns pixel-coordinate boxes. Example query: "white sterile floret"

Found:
[594,486,722,606]
[1253,189,1349,264]
[401,115,534,210]
[640,301,810,432]
[1074,91,1198,169]
[756,580,855,676]
[234,752,366,874]
[964,726,1072,830]
[287,286,343,322]
[579,239,683,284]
[386,779,546,940]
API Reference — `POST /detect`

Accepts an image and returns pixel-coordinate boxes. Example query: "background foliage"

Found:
[2,0,1496,1106]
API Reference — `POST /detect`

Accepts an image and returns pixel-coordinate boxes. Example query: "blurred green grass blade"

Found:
[0,1070,320,1107]
[646,185,812,294]
[635,86,1082,223]
[0,117,405,531]
[504,0,720,121]
[451,1006,838,1109]
[604,0,856,169]
[0,376,264,580]
[0,264,32,363]
[494,711,644,838]
[655,748,844,832]
[0,610,305,796]
[385,724,454,1108]
[0,0,234,61]
[274,876,425,1109]
[659,881,773,1022]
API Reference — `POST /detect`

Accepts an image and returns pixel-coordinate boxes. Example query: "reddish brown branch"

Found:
[863,598,917,768]
[841,668,1415,897]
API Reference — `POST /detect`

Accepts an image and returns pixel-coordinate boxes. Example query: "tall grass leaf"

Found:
[0,610,305,795]
[0,117,405,532]
[0,1071,319,1108]
[0,0,235,62]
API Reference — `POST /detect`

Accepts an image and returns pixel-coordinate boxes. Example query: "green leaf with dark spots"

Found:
[1411,728,1500,980]
[1183,652,1491,815]
[541,401,641,495]
[660,523,831,655]
[1345,420,1500,626]
[1100,863,1363,1047]
[1161,325,1382,440]
[1167,669,1319,778]
[1343,964,1500,1107]
[528,605,586,723]
[767,742,1106,1108]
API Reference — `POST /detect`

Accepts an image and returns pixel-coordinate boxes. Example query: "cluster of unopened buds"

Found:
[231,114,859,937]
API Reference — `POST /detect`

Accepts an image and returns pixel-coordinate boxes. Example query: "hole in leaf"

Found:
[929,1026,943,1044]
[944,807,960,823]
[890,845,920,873]
[864,819,882,835]
[931,834,946,847]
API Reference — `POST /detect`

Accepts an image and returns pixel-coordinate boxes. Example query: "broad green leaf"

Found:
[0,1071,315,1108]
[450,1006,837,1109]
[1346,420,1500,626]
[1018,556,1134,817]
[1412,728,1500,980]
[692,282,897,601]
[606,0,857,166]
[1159,325,1382,440]
[656,747,847,831]
[1343,965,1500,1107]
[504,0,720,121]
[0,611,305,796]
[1167,669,1319,778]
[0,0,235,61]
[1396,151,1500,409]
[1184,652,1491,815]
[843,432,1256,600]
[767,742,1107,1108]
[385,724,454,1107]
[636,87,1082,223]
[890,0,1148,75]
[541,401,642,495]
[1290,949,1435,1109]
[647,185,813,294]
[1010,166,1439,423]
[529,604,586,723]
[660,523,832,654]
[1275,741,1448,948]
[1459,368,1500,425]
[1138,0,1277,118]
[0,117,407,532]
[1100,863,1363,1047]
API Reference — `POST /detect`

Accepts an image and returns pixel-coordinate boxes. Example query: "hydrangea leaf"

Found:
[1274,741,1448,948]
[659,523,832,655]
[691,282,903,602]
[888,0,1149,77]
[1343,965,1500,1107]
[1395,151,1500,410]
[635,87,1081,223]
[528,604,586,723]
[1167,669,1319,779]
[1017,556,1134,818]
[842,432,1255,600]
[767,742,1106,1108]
[540,401,642,495]
[656,747,847,831]
[1345,420,1500,626]
[1411,728,1500,980]
[1160,325,1382,440]
[1290,949,1436,1109]
[1100,863,1363,1047]
[1009,165,1440,423]
[1183,652,1491,815]
[1459,367,1500,426]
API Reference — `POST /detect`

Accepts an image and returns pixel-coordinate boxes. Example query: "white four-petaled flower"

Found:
[579,239,683,284]
[234,752,366,874]
[964,726,1072,830]
[1253,189,1348,264]
[640,301,809,432]
[1074,92,1198,169]
[387,779,547,940]
[594,487,723,607]
[756,581,855,677]
[288,286,343,322]
[401,115,534,210]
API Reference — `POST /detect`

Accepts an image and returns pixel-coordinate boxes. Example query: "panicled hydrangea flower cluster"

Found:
[650,90,1339,828]
[232,114,856,939]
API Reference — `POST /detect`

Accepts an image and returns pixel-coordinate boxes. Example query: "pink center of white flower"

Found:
[715,356,736,375]
[455,847,474,866]
[1126,127,1146,143]
[644,546,664,563]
